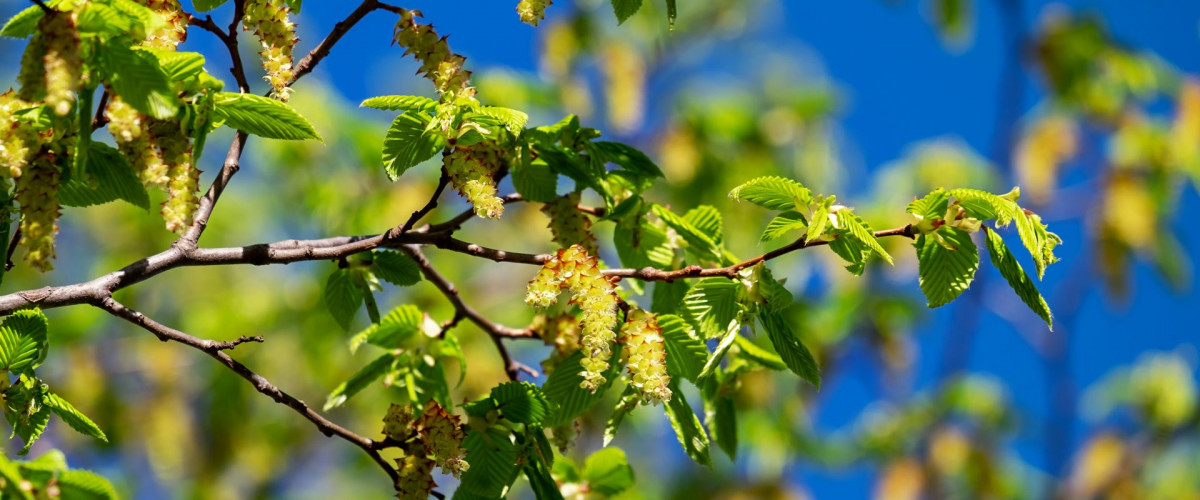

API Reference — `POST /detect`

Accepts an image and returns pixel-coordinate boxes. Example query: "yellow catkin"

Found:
[444,143,505,219]
[541,192,597,254]
[517,0,552,26]
[40,10,82,117]
[394,452,435,500]
[0,90,41,179]
[151,120,199,233]
[620,309,672,404]
[142,0,189,50]
[525,245,619,390]
[243,0,298,100]
[393,9,472,96]
[16,152,61,272]
[532,313,581,374]
[17,32,47,103]
[415,401,468,478]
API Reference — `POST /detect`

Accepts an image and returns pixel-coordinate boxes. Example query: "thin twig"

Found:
[397,167,451,235]
[94,296,399,486]
[5,226,21,272]
[90,90,110,131]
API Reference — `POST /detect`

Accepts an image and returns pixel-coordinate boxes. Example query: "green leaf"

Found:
[97,38,178,119]
[682,278,742,339]
[324,353,395,410]
[359,95,438,114]
[41,391,107,441]
[806,197,834,243]
[476,106,528,134]
[729,176,813,211]
[141,49,206,82]
[0,310,49,375]
[523,456,564,500]
[836,210,893,264]
[653,204,722,261]
[663,379,712,467]
[733,335,786,370]
[760,211,808,242]
[759,311,820,387]
[907,188,949,219]
[915,227,979,308]
[193,0,232,11]
[0,453,33,500]
[949,188,1015,225]
[706,392,737,460]
[658,315,707,382]
[697,322,740,381]
[455,429,521,500]
[591,141,663,178]
[583,447,636,495]
[348,304,421,352]
[542,350,621,427]
[58,142,151,210]
[382,112,446,180]
[613,219,674,270]
[491,381,553,425]
[534,144,605,197]
[214,92,320,140]
[1,6,42,38]
[323,269,362,331]
[4,377,50,455]
[57,470,118,500]
[1012,209,1061,280]
[985,228,1053,329]
[611,0,644,24]
[682,205,723,244]
[371,250,421,286]
[512,157,558,203]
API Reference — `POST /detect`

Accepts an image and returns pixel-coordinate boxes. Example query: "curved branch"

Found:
[93,296,399,486]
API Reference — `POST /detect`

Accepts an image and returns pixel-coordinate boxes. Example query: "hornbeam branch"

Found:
[93,296,400,486]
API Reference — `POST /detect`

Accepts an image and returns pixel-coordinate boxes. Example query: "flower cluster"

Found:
[416,401,469,478]
[395,453,435,500]
[444,142,505,219]
[0,91,42,178]
[142,0,189,50]
[16,154,61,272]
[620,309,672,404]
[40,11,81,117]
[393,9,472,96]
[243,0,298,100]
[525,245,619,391]
[381,401,469,498]
[17,27,46,103]
[531,313,581,374]
[541,192,598,254]
[152,120,198,233]
[517,0,552,26]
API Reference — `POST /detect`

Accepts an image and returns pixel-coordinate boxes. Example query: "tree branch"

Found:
[93,296,399,487]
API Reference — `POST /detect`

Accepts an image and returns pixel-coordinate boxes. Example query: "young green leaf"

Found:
[949,188,1015,225]
[324,353,395,410]
[682,278,742,339]
[582,447,636,495]
[663,379,713,467]
[653,204,722,262]
[490,381,553,425]
[682,205,723,244]
[706,392,737,460]
[371,250,421,287]
[348,304,422,352]
[733,335,786,370]
[41,391,107,442]
[476,106,529,134]
[455,429,521,500]
[828,235,868,275]
[58,142,151,210]
[359,95,438,114]
[57,469,119,500]
[141,49,206,82]
[611,0,644,24]
[97,38,178,119]
[213,92,321,140]
[602,386,640,446]
[915,227,979,307]
[806,197,834,243]
[985,227,1053,329]
[324,269,363,331]
[591,141,663,178]
[1,6,43,39]
[760,211,808,242]
[907,188,950,219]
[729,176,813,211]
[193,0,232,11]
[3,377,50,454]
[836,210,893,264]
[511,156,558,203]
[658,314,708,382]
[382,112,446,180]
[0,309,49,376]
[759,311,821,387]
[541,350,621,427]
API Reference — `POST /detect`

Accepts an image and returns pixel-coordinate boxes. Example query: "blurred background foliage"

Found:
[3,0,1200,498]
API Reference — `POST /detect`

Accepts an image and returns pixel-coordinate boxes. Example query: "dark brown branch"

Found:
[424,194,604,235]
[397,167,451,235]
[90,90,110,131]
[94,296,399,486]
[5,226,21,272]
[399,245,536,381]
[211,335,265,351]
